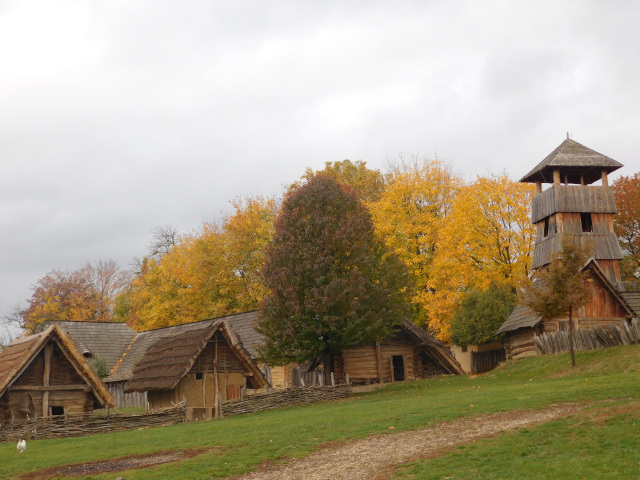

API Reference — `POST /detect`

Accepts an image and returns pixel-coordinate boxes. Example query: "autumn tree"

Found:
[521,236,592,367]
[257,174,410,374]
[612,173,640,279]
[124,196,277,330]
[297,160,386,202]
[430,175,535,339]
[19,260,131,333]
[449,285,516,346]
[368,157,460,335]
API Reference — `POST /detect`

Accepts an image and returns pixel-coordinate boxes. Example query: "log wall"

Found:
[504,329,537,360]
[339,330,421,384]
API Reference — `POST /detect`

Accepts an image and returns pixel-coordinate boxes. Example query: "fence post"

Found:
[345,374,350,385]
[331,372,335,386]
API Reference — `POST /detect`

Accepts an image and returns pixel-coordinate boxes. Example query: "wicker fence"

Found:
[0,403,187,443]
[535,319,640,355]
[1,384,353,442]
[221,384,352,417]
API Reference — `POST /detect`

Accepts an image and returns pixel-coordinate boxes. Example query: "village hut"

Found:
[498,137,637,359]
[47,321,143,407]
[332,319,465,384]
[0,325,113,425]
[124,320,268,413]
[498,259,635,359]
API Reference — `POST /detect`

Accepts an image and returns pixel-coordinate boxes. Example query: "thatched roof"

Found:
[0,325,113,407]
[124,320,268,393]
[400,320,465,375]
[520,138,622,185]
[50,321,137,371]
[107,311,261,383]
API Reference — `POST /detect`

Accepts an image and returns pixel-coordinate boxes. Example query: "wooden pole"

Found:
[213,333,219,418]
[202,368,207,407]
[375,342,383,384]
[42,343,53,417]
[568,305,576,367]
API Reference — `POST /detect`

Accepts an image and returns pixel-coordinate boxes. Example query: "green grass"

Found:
[3,345,640,479]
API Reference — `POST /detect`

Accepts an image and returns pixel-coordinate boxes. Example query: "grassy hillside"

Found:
[3,345,640,479]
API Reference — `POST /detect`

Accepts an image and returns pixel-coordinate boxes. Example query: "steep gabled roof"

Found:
[0,325,113,407]
[51,321,137,371]
[496,305,542,334]
[520,138,622,185]
[123,320,268,393]
[106,311,260,383]
[401,319,465,374]
[497,258,634,335]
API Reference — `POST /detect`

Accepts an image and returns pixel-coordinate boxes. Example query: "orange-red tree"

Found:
[257,175,410,372]
[20,260,131,333]
[612,172,640,279]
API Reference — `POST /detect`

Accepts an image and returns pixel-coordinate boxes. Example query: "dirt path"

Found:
[20,403,580,480]
[232,404,581,480]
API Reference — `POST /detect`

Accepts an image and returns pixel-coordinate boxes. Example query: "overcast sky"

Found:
[1,1,639,338]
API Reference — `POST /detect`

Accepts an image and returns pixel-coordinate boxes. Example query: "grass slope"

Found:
[3,345,640,480]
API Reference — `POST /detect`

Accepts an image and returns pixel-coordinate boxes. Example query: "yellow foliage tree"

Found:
[368,158,461,331]
[296,160,386,202]
[125,196,277,331]
[430,175,535,340]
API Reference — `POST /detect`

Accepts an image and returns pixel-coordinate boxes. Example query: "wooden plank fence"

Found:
[535,319,640,355]
[107,382,147,408]
[470,349,506,375]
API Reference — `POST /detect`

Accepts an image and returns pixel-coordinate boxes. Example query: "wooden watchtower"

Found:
[521,137,624,282]
[497,137,636,360]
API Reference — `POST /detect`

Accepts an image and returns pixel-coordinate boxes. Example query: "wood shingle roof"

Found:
[520,138,622,185]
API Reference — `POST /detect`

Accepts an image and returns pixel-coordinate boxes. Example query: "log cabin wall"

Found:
[2,341,97,422]
[338,330,421,384]
[504,329,538,360]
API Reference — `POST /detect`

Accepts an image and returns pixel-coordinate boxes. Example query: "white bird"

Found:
[17,439,26,453]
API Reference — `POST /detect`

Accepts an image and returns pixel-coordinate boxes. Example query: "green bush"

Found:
[449,285,516,346]
[90,356,109,378]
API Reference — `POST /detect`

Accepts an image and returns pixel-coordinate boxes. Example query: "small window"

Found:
[195,372,203,381]
[50,406,64,416]
[581,213,593,233]
[543,217,549,237]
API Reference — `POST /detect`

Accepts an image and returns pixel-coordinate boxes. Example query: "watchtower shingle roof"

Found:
[520,138,622,185]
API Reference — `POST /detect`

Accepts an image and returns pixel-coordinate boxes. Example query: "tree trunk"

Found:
[323,353,333,385]
[568,305,576,367]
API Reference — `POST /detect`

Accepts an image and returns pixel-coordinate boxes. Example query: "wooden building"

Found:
[0,325,113,425]
[124,320,268,414]
[498,138,637,359]
[48,321,144,408]
[334,319,465,384]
